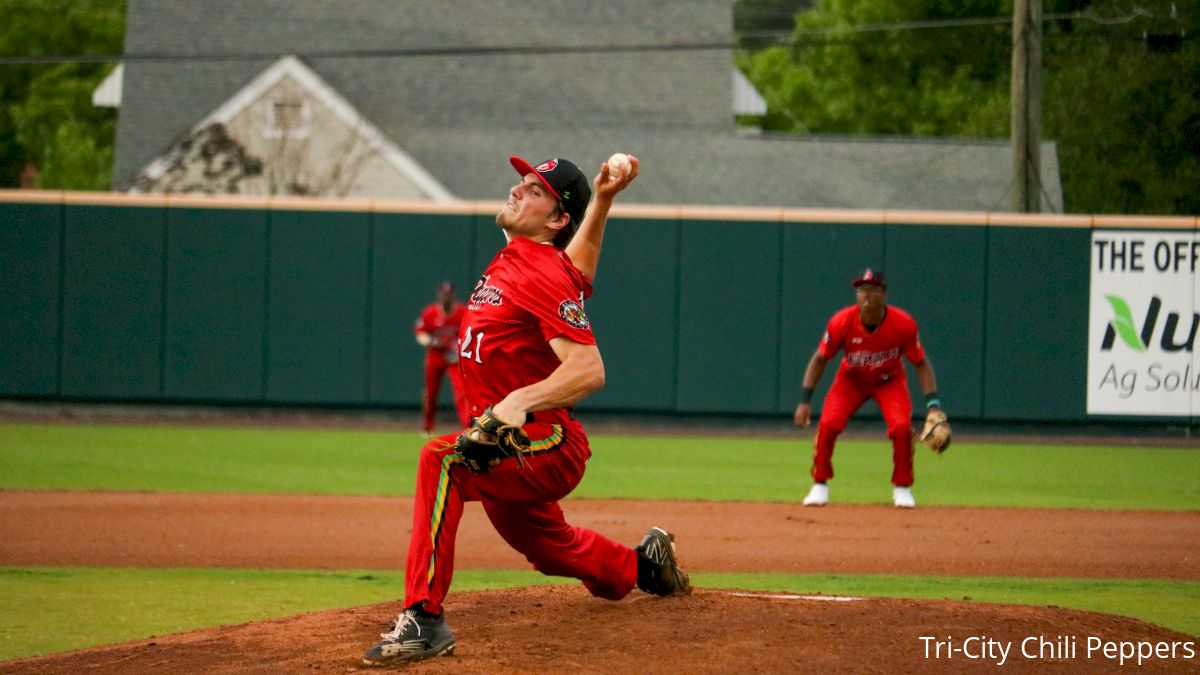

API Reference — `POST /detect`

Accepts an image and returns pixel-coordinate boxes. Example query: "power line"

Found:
[743,8,1183,41]
[6,42,735,65]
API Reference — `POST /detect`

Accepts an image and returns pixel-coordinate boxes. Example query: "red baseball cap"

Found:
[851,268,887,287]
[509,156,591,228]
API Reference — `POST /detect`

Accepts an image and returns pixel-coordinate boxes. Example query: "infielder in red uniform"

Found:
[414,282,470,434]
[364,155,690,666]
[792,268,942,509]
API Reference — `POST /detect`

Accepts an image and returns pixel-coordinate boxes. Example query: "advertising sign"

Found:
[1087,231,1199,416]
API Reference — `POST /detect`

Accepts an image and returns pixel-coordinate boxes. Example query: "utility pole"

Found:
[1011,0,1042,212]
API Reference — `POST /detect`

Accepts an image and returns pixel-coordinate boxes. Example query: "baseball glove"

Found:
[918,407,952,454]
[454,406,531,473]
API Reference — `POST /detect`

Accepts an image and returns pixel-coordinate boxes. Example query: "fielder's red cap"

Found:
[851,268,887,287]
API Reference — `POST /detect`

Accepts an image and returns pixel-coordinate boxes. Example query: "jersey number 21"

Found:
[459,326,484,364]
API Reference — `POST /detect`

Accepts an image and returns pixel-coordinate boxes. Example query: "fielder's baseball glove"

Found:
[454,406,531,473]
[918,407,952,454]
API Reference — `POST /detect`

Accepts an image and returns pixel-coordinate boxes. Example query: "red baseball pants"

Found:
[403,421,638,615]
[812,369,915,487]
[422,351,471,432]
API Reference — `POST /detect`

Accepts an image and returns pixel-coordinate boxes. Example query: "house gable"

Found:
[92,63,123,108]
[129,56,454,200]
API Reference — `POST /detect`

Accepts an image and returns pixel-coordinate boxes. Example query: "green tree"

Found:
[739,0,1200,215]
[739,0,1012,136]
[0,0,124,189]
[1042,5,1200,214]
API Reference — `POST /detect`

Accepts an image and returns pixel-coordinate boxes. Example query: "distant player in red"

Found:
[793,268,942,509]
[414,282,470,434]
[364,155,689,666]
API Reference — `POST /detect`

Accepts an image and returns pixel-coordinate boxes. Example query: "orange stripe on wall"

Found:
[0,189,1195,230]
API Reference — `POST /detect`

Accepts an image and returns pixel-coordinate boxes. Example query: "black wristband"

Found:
[801,387,815,404]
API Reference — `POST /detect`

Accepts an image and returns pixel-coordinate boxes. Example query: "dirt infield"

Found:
[3,491,1199,579]
[2,490,1199,673]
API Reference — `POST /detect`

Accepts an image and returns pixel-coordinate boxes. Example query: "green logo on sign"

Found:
[1104,294,1146,352]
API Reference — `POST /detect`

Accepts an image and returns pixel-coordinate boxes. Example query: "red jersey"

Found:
[415,301,466,358]
[458,237,595,422]
[818,305,925,386]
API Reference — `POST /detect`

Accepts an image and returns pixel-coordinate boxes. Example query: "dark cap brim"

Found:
[509,156,562,202]
[851,268,887,287]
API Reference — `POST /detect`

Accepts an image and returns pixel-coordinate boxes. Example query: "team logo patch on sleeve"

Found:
[558,300,589,329]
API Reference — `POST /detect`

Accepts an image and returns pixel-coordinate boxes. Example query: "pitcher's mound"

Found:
[4,586,1196,674]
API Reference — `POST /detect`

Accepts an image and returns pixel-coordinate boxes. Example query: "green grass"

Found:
[0,423,415,495]
[1,567,1195,661]
[2,422,1198,510]
[580,435,1200,510]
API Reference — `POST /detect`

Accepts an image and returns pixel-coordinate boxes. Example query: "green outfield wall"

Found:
[1,191,1196,422]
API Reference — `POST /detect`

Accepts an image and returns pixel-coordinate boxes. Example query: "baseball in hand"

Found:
[606,153,632,179]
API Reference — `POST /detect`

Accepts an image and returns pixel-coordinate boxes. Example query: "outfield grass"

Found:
[0,424,412,495]
[1,421,1197,660]
[2,422,1198,509]
[580,434,1200,509]
[1,567,1195,661]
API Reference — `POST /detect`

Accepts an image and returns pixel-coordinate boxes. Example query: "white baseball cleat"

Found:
[893,486,916,508]
[802,483,829,506]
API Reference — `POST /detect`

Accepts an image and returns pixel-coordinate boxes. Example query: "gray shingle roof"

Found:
[403,129,1063,212]
[114,0,1062,212]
